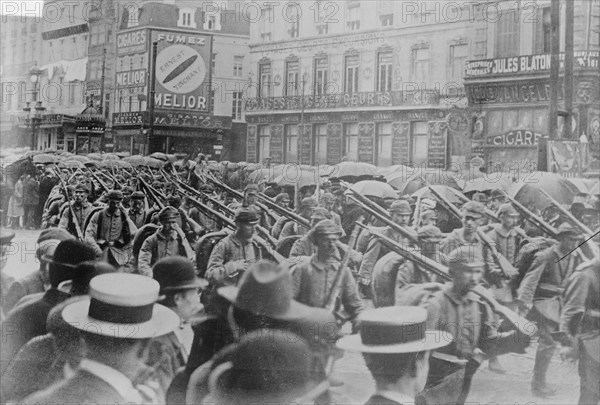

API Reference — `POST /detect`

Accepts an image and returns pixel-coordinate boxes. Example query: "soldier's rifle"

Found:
[501,191,559,237]
[86,166,110,194]
[426,185,519,280]
[411,194,421,230]
[53,167,84,241]
[138,177,165,210]
[204,173,274,219]
[357,222,538,339]
[257,193,310,230]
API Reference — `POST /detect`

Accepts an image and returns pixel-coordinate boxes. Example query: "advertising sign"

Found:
[117,29,147,55]
[151,30,212,114]
[485,130,542,148]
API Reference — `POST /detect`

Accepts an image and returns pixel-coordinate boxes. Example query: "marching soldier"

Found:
[84,190,137,268]
[127,191,148,229]
[280,197,317,239]
[58,184,94,238]
[206,206,263,287]
[487,189,506,212]
[517,223,584,397]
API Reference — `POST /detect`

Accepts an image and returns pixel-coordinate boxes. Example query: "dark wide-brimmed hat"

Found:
[336,307,449,353]
[42,240,97,269]
[61,273,179,339]
[153,256,208,294]
[218,260,331,323]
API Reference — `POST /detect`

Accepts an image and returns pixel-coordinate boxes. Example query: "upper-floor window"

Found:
[377,51,393,92]
[232,91,243,120]
[285,59,299,96]
[212,53,217,70]
[260,6,273,41]
[126,4,139,28]
[314,56,328,96]
[496,9,519,58]
[449,43,468,84]
[344,54,359,93]
[204,13,221,30]
[534,7,551,54]
[178,7,196,28]
[233,56,243,77]
[347,3,360,31]
[288,5,300,38]
[258,62,273,98]
[411,46,430,84]
[314,0,329,34]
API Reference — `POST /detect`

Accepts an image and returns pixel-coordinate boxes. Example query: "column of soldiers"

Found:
[1,162,599,405]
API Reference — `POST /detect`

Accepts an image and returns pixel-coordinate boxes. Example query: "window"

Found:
[473,28,487,59]
[284,60,299,96]
[258,125,271,161]
[31,40,37,62]
[347,4,360,30]
[376,123,392,166]
[68,82,77,104]
[178,7,196,28]
[534,7,551,54]
[104,93,110,118]
[314,0,329,34]
[126,4,139,27]
[317,23,329,35]
[260,7,273,41]
[343,123,358,161]
[209,88,215,112]
[344,54,359,93]
[288,6,300,38]
[212,53,217,70]
[411,46,430,84]
[285,124,298,163]
[91,24,106,45]
[258,63,273,98]
[313,124,327,163]
[206,15,216,30]
[449,43,468,84]
[496,9,519,57]
[380,14,393,26]
[232,91,242,120]
[313,56,328,96]
[377,51,392,92]
[233,56,243,77]
[411,122,428,165]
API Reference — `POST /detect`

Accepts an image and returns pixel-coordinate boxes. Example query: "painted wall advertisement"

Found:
[151,30,213,115]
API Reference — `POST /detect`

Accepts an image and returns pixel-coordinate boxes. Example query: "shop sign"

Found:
[113,112,146,126]
[117,29,147,55]
[465,50,599,77]
[153,112,231,129]
[466,80,561,105]
[485,130,542,147]
[116,69,147,88]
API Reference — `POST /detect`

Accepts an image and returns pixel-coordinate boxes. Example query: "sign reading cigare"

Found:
[152,30,212,113]
[485,130,542,147]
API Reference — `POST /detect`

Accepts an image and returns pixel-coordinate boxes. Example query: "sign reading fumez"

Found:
[152,30,212,113]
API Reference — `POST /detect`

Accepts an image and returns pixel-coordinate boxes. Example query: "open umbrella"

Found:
[248,166,285,183]
[275,166,322,188]
[86,153,103,161]
[60,151,74,158]
[115,151,131,158]
[60,160,85,169]
[412,185,466,205]
[144,157,165,169]
[68,155,92,164]
[508,172,580,211]
[462,172,514,194]
[377,164,417,179]
[348,180,397,199]
[150,152,169,161]
[103,154,121,161]
[329,162,379,180]
[389,169,463,195]
[166,154,178,162]
[32,153,58,164]
[123,155,147,166]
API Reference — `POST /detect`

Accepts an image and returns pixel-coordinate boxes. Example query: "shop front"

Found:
[245,90,471,169]
[25,114,77,152]
[464,51,600,172]
[75,110,106,155]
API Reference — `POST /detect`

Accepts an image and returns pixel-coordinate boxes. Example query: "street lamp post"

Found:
[23,67,45,150]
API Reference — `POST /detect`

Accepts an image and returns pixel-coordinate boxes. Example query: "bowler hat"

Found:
[218,260,319,322]
[61,273,179,339]
[42,240,97,269]
[389,200,412,215]
[336,307,449,353]
[234,206,260,224]
[153,256,208,293]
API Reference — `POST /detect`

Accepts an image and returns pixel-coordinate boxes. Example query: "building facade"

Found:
[244,0,487,167]
[464,0,600,173]
[112,0,249,160]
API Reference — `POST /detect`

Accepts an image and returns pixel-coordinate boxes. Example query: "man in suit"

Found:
[337,306,449,404]
[23,273,180,405]
[149,256,208,392]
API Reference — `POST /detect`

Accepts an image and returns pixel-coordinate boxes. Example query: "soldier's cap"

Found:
[389,200,412,215]
[244,184,259,193]
[320,192,335,203]
[420,209,438,221]
[418,225,443,240]
[462,201,486,219]
[310,207,331,222]
[308,219,342,241]
[580,204,598,217]
[421,198,436,211]
[0,228,15,244]
[446,247,484,271]
[234,206,260,224]
[158,206,180,222]
[472,192,489,203]
[300,197,318,209]
[490,189,505,200]
[275,193,290,203]
[497,203,519,217]
[74,183,89,193]
[131,191,145,200]
[167,194,182,205]
[121,186,133,194]
[106,190,123,201]
[153,256,208,294]
[556,223,583,239]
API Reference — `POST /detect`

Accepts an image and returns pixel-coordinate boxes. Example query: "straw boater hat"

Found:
[336,306,449,353]
[61,273,179,339]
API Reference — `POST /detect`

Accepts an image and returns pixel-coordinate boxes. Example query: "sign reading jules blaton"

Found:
[151,30,213,114]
